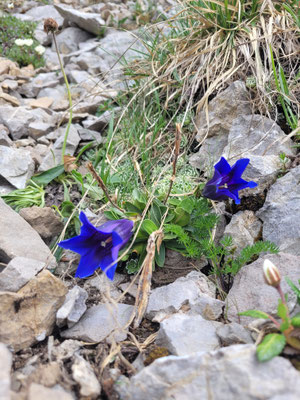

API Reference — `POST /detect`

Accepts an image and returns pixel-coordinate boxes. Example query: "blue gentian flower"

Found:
[58,212,134,280]
[202,157,257,204]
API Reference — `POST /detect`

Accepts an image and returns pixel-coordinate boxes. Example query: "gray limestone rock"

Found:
[0,257,45,292]
[56,286,88,328]
[94,30,146,87]
[216,322,253,345]
[0,125,12,147]
[0,343,12,400]
[52,27,93,55]
[72,354,101,398]
[0,145,34,189]
[257,165,300,255]
[39,125,80,171]
[190,296,224,320]
[0,198,56,268]
[24,5,64,25]
[28,121,54,139]
[156,313,221,356]
[195,81,252,143]
[28,383,73,400]
[146,271,216,322]
[224,211,262,255]
[55,4,105,36]
[227,253,300,324]
[0,105,53,140]
[20,72,63,98]
[117,344,300,400]
[61,303,134,343]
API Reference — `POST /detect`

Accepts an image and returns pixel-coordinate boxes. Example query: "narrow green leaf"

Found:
[238,310,270,319]
[150,202,162,226]
[155,242,165,268]
[257,333,286,362]
[31,164,65,186]
[286,277,300,298]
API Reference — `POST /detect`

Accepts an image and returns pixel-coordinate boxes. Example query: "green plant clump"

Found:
[0,14,45,68]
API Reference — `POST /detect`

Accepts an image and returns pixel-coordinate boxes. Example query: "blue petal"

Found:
[98,219,134,247]
[58,235,95,255]
[228,158,250,182]
[99,240,122,280]
[75,247,106,278]
[205,168,223,187]
[78,211,99,237]
[216,188,240,203]
[214,157,231,176]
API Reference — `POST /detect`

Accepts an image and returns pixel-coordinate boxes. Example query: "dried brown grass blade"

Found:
[133,229,163,328]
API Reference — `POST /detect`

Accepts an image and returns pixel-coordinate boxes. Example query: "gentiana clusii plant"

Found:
[202,157,257,204]
[58,212,134,280]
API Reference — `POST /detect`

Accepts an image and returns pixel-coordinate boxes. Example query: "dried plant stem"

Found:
[164,123,182,204]
[52,32,73,163]
[87,162,124,212]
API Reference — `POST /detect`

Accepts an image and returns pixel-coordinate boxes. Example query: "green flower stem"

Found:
[52,32,73,163]
[277,284,288,308]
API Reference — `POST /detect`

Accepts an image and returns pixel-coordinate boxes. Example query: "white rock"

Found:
[0,145,34,189]
[0,257,45,292]
[55,4,105,35]
[72,355,101,398]
[227,253,300,324]
[28,383,73,400]
[156,313,221,356]
[0,198,56,268]
[56,286,88,328]
[257,165,300,255]
[146,271,216,322]
[224,211,262,255]
[39,125,80,171]
[61,303,134,344]
[117,344,300,400]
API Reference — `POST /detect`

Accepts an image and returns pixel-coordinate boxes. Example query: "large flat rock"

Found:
[118,344,300,400]
[0,199,56,268]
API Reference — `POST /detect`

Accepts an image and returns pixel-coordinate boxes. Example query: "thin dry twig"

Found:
[164,123,182,203]
[87,162,124,212]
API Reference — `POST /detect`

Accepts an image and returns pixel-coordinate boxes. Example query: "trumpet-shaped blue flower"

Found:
[202,157,257,204]
[58,212,133,280]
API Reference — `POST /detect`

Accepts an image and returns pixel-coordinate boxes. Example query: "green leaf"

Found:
[60,201,75,217]
[150,202,162,227]
[238,310,270,319]
[140,219,158,235]
[174,207,190,226]
[124,201,143,214]
[31,164,65,186]
[257,333,286,362]
[132,189,147,208]
[286,277,300,300]
[155,242,165,267]
[291,313,300,328]
[179,197,194,214]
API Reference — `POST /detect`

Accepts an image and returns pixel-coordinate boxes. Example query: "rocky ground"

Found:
[0,0,300,399]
